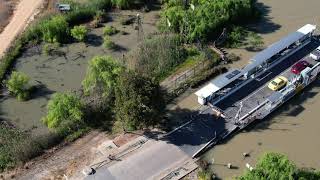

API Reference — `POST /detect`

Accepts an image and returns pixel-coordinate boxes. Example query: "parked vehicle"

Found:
[268,76,288,91]
[291,60,310,74]
[310,46,320,61]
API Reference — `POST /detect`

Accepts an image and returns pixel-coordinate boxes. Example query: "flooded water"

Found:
[0,10,159,136]
[204,0,320,179]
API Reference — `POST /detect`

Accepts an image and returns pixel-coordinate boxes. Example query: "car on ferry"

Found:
[291,60,310,74]
[268,76,288,91]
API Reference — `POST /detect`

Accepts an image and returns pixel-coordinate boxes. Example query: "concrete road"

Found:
[85,111,233,180]
[86,140,190,180]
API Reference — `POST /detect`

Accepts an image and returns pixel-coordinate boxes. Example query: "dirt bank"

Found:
[0,0,44,58]
[0,0,19,33]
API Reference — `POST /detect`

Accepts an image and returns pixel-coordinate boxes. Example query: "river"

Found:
[203,0,320,179]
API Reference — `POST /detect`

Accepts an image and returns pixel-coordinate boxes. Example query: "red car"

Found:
[291,60,310,74]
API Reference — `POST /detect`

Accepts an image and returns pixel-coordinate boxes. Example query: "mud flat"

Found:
[204,0,320,178]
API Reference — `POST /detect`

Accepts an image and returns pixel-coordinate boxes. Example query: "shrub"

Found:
[42,92,84,136]
[90,9,107,28]
[128,34,186,81]
[39,15,69,43]
[42,42,60,56]
[197,169,212,180]
[225,26,247,48]
[0,125,62,172]
[71,25,88,42]
[103,35,116,49]
[0,40,23,81]
[65,7,95,26]
[103,26,118,36]
[6,71,30,101]
[111,0,132,9]
[89,0,112,10]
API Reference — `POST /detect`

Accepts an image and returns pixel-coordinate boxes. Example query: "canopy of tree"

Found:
[82,56,123,96]
[160,0,257,41]
[42,92,84,136]
[115,71,165,131]
[239,152,320,180]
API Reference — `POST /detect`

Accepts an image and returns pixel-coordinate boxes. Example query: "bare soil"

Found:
[0,0,44,57]
[1,131,107,180]
[0,0,18,33]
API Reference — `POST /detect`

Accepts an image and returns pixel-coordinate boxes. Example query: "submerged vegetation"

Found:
[6,71,30,101]
[71,25,88,42]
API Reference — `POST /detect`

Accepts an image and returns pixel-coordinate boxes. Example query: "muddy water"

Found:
[0,10,158,136]
[204,0,320,178]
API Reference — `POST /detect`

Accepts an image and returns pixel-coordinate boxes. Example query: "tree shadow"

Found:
[155,107,230,156]
[247,2,281,34]
[85,34,103,47]
[111,44,128,52]
[29,83,56,100]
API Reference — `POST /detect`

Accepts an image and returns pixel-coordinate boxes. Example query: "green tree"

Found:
[160,0,257,41]
[42,92,84,135]
[82,56,122,96]
[238,152,296,180]
[39,15,69,43]
[6,71,30,101]
[71,25,88,42]
[115,71,165,131]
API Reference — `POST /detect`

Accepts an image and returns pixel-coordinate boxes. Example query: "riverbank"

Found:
[0,0,19,33]
[0,0,44,58]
